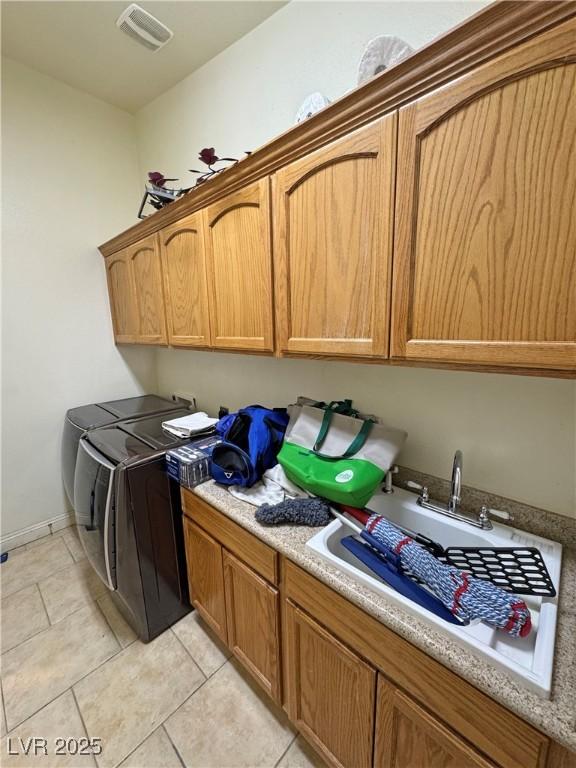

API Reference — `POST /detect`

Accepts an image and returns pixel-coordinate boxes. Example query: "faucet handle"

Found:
[480,505,514,523]
[406,480,422,490]
[406,480,429,502]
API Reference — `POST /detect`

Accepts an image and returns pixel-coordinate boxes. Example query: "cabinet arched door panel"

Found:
[205,179,274,351]
[273,116,396,358]
[159,212,211,347]
[105,250,138,344]
[375,677,494,768]
[392,18,576,370]
[128,234,167,345]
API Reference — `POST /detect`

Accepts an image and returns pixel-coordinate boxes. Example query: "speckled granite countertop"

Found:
[193,481,576,752]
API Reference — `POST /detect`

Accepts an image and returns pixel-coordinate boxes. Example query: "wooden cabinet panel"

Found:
[284,560,548,768]
[375,676,494,768]
[183,517,227,643]
[273,116,396,358]
[205,179,274,351]
[223,551,281,703]
[546,742,576,768]
[284,601,376,768]
[105,249,138,343]
[181,489,278,584]
[124,234,167,344]
[392,18,576,370]
[159,212,211,347]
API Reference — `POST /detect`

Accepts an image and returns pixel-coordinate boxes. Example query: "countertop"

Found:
[192,480,576,752]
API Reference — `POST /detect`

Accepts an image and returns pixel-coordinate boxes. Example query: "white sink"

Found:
[305,487,562,697]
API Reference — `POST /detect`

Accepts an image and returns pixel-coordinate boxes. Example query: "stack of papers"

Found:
[162,411,218,438]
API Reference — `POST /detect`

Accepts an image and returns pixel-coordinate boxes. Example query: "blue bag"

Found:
[210,405,289,487]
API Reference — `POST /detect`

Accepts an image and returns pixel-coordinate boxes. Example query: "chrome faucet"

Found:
[448,449,463,512]
[407,449,513,530]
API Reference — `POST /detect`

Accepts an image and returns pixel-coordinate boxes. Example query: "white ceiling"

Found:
[1,1,287,112]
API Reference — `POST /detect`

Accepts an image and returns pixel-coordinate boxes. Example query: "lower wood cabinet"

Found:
[375,676,493,768]
[284,600,376,768]
[182,495,574,768]
[183,517,228,643]
[183,498,281,702]
[223,551,281,703]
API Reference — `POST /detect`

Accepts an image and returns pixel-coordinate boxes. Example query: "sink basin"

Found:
[305,487,562,697]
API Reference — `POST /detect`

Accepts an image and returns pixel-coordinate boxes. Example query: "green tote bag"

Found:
[277,403,407,508]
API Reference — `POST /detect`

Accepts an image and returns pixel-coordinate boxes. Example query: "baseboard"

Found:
[1,512,74,553]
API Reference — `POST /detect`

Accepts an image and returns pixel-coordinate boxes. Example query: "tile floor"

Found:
[0,528,324,768]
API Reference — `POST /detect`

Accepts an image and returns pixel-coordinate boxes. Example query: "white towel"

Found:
[229,464,309,507]
[162,411,218,438]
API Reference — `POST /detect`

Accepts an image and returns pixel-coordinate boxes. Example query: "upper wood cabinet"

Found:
[105,248,138,344]
[391,18,576,370]
[375,677,494,768]
[158,212,211,347]
[204,179,274,351]
[128,234,168,345]
[273,116,396,358]
[100,8,576,376]
[106,234,167,344]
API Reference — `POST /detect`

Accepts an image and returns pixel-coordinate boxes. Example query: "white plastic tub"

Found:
[306,487,562,697]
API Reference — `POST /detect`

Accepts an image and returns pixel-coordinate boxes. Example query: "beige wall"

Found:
[155,351,575,518]
[1,58,157,538]
[136,2,575,519]
[135,1,490,179]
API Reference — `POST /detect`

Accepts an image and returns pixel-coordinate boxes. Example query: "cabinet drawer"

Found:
[182,489,278,584]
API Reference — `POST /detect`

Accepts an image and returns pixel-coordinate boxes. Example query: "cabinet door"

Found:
[273,116,396,358]
[105,249,138,344]
[392,18,576,370]
[126,234,168,345]
[223,551,281,703]
[375,676,494,768]
[284,601,376,768]
[205,179,274,351]
[159,212,211,347]
[183,517,227,643]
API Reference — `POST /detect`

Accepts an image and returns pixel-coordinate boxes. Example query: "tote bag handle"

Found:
[312,409,375,460]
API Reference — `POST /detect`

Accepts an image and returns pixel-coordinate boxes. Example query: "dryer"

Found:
[74,409,194,641]
[62,394,188,507]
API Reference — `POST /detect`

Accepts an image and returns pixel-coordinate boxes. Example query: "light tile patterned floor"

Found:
[0,528,324,768]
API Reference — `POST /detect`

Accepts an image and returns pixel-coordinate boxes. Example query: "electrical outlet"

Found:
[171,391,196,409]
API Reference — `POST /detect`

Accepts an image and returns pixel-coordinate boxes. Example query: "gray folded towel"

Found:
[255,497,331,527]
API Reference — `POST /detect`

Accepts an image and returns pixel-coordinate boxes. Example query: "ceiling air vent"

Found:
[116,4,173,52]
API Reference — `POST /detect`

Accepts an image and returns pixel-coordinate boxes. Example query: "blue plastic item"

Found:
[341,535,467,626]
